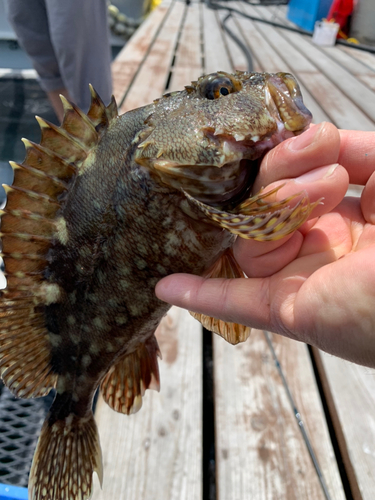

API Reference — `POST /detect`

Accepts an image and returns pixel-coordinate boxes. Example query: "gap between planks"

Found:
[92,308,203,500]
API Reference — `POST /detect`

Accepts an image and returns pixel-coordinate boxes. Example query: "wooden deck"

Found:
[92,1,375,499]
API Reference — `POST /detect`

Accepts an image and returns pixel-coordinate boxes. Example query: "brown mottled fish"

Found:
[0,71,316,499]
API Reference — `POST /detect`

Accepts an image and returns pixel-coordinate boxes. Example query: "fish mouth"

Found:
[264,72,312,133]
[188,73,312,206]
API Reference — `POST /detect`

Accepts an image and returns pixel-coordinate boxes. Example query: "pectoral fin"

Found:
[183,186,320,241]
[190,249,251,345]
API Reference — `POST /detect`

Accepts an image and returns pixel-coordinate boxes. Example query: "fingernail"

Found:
[288,123,323,151]
[294,164,338,183]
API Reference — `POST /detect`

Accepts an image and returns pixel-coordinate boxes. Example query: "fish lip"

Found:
[264,72,312,133]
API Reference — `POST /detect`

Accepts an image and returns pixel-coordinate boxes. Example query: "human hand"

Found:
[156,123,375,367]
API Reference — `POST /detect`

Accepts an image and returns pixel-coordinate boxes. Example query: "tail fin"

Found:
[29,411,103,500]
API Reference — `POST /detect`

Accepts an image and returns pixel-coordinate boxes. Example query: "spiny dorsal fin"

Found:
[0,88,118,398]
[87,85,118,130]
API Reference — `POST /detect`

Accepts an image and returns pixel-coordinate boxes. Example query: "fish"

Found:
[0,70,316,499]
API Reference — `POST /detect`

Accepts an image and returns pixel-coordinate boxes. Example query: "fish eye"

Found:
[199,73,242,100]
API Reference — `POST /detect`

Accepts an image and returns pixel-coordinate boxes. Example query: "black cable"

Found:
[264,332,333,500]
[221,12,254,72]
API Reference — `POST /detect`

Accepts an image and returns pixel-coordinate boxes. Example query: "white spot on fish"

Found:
[67,315,76,326]
[79,149,96,175]
[115,315,127,326]
[65,414,74,426]
[38,282,62,305]
[164,232,179,255]
[106,342,116,352]
[93,316,105,330]
[49,332,62,347]
[82,354,91,368]
[55,217,69,245]
[156,264,167,274]
[89,342,100,355]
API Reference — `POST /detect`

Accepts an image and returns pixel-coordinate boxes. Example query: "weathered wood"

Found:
[241,3,375,129]
[314,349,375,500]
[202,4,232,74]
[214,330,345,500]
[112,0,173,105]
[216,9,249,72]
[278,32,375,128]
[92,308,203,500]
[232,2,329,124]
[120,0,186,112]
[339,45,375,73]
[168,0,203,92]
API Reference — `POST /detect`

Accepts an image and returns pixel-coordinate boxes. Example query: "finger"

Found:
[234,231,303,278]
[338,130,375,185]
[266,162,349,219]
[297,211,352,259]
[155,246,336,334]
[361,170,375,224]
[155,274,271,330]
[253,122,340,192]
[232,162,349,276]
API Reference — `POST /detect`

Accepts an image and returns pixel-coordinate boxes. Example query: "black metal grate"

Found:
[0,385,53,487]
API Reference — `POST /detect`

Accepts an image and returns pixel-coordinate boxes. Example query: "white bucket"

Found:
[312,21,340,47]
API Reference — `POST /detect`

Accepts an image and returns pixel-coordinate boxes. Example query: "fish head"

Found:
[134,71,312,205]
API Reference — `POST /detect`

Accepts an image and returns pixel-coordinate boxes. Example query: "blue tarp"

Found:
[287,0,333,31]
[0,484,28,500]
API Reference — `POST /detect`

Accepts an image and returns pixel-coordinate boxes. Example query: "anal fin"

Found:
[100,335,161,415]
[190,249,251,345]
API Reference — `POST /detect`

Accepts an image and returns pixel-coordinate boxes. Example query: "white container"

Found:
[312,20,340,46]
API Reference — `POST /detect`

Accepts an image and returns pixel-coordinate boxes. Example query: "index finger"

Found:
[338,130,375,185]
[253,122,340,193]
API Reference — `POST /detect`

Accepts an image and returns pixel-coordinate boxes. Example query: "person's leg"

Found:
[5,0,70,121]
[46,88,71,123]
[45,0,113,112]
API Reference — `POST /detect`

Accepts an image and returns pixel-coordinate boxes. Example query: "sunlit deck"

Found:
[92,2,375,500]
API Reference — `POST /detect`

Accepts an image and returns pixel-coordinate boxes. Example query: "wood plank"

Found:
[120,0,186,112]
[339,45,375,73]
[111,0,173,105]
[168,0,203,92]
[214,331,345,500]
[279,31,375,127]
[202,5,232,74]
[322,46,375,92]
[315,350,375,500]
[92,307,203,500]
[216,9,249,72]
[241,3,375,129]
[232,3,330,124]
